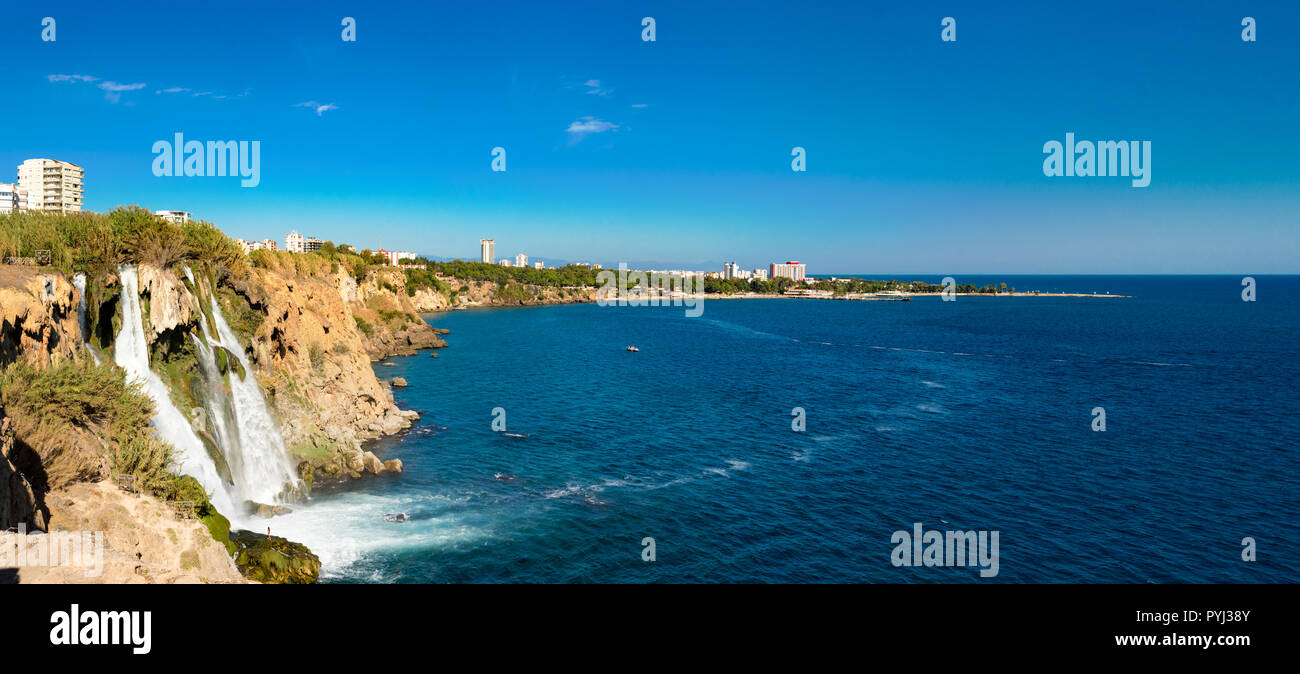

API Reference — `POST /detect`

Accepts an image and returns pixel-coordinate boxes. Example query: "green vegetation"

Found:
[0,206,245,276]
[0,359,227,524]
[424,259,604,289]
[353,315,374,337]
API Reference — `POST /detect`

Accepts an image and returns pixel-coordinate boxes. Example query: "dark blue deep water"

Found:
[275,276,1299,583]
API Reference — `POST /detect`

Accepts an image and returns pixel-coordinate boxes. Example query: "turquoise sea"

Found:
[269,276,1299,583]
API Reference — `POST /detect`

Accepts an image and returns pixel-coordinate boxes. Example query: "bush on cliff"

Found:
[0,206,247,276]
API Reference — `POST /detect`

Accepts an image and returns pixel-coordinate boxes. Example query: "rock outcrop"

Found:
[0,265,83,368]
[137,263,200,342]
[229,529,320,584]
[353,269,447,359]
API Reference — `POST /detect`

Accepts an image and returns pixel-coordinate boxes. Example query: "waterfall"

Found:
[72,273,101,364]
[72,273,87,336]
[113,265,236,516]
[204,288,301,504]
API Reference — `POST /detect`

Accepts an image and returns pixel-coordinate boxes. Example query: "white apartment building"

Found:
[480,239,495,264]
[17,158,84,213]
[155,210,191,224]
[514,253,528,268]
[753,268,769,281]
[285,231,324,253]
[0,183,28,214]
[499,259,511,267]
[533,260,544,269]
[723,261,741,280]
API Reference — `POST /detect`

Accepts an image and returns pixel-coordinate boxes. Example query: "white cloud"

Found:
[156,87,191,94]
[565,116,619,137]
[294,101,338,116]
[584,79,611,96]
[98,81,146,92]
[631,103,648,108]
[47,74,98,83]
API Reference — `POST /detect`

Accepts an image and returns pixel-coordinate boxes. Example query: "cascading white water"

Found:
[114,265,236,516]
[72,273,88,336]
[72,273,101,364]
[204,288,301,504]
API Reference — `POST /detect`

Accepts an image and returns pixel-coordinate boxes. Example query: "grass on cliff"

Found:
[0,359,227,533]
[0,206,244,276]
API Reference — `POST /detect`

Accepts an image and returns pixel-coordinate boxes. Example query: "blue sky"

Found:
[1,1,1296,273]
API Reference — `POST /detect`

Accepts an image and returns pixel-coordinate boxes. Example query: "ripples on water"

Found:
[264,276,1300,583]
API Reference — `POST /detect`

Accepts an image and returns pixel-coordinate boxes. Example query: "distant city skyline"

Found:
[2,2,1297,273]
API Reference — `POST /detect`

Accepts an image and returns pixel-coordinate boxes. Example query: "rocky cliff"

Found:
[221,258,443,486]
[410,278,597,312]
[0,265,84,368]
[5,480,247,584]
[0,406,42,532]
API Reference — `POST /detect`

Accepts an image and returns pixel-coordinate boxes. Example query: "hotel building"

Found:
[515,253,528,268]
[480,239,495,264]
[17,158,84,213]
[770,261,807,281]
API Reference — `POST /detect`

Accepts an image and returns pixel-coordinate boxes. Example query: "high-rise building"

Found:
[17,158,84,213]
[480,238,495,264]
[752,268,769,281]
[515,253,528,268]
[723,261,741,279]
[770,261,807,281]
[155,210,191,224]
[285,231,304,253]
[0,183,28,214]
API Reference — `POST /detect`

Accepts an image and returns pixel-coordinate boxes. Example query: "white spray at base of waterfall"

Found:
[113,265,236,517]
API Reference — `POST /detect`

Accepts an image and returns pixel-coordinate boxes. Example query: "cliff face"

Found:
[224,263,436,484]
[0,265,83,368]
[0,406,42,531]
[353,269,447,358]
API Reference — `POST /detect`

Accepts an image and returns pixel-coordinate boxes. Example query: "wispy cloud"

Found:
[48,74,148,103]
[584,79,612,96]
[48,74,98,83]
[294,101,339,116]
[156,86,191,94]
[565,116,619,141]
[98,81,146,92]
[631,103,649,108]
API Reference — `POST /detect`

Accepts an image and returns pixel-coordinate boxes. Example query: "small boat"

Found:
[626,345,639,352]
